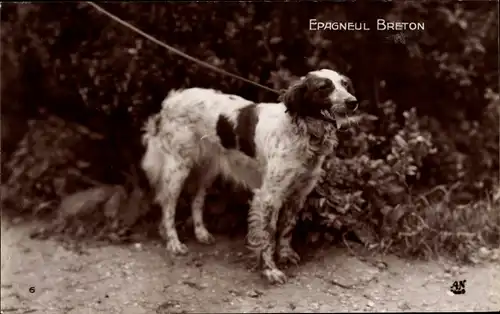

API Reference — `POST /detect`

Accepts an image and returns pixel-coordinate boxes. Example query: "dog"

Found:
[141,69,358,284]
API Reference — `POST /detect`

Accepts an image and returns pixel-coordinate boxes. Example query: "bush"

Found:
[1,2,498,259]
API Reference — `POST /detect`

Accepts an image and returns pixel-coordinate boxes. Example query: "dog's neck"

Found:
[293,116,338,155]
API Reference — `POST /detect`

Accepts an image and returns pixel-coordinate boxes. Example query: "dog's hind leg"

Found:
[191,161,218,245]
[157,155,192,255]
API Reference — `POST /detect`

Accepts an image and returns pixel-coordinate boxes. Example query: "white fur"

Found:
[141,69,357,284]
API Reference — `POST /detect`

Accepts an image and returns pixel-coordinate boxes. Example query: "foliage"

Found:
[1,2,498,259]
[2,115,106,215]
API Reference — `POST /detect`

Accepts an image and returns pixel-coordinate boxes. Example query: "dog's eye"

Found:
[341,79,354,93]
[318,81,334,91]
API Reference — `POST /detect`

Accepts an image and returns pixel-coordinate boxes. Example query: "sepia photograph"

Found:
[1,1,499,313]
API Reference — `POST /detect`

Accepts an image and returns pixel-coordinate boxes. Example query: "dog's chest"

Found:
[308,125,338,154]
[299,124,337,173]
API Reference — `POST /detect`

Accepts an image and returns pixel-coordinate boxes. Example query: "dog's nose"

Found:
[345,98,358,110]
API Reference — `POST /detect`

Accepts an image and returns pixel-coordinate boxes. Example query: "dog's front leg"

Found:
[277,170,322,266]
[278,167,323,264]
[247,165,300,285]
[276,194,304,266]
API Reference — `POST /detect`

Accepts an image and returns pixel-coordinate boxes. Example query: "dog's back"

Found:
[142,88,262,191]
[161,88,254,127]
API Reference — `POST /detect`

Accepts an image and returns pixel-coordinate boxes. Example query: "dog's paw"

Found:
[195,227,215,245]
[277,247,301,266]
[262,268,287,285]
[166,239,189,255]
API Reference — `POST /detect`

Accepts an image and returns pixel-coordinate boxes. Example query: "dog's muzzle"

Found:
[345,98,359,112]
[319,98,359,128]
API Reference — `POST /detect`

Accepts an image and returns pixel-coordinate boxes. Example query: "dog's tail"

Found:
[141,116,165,188]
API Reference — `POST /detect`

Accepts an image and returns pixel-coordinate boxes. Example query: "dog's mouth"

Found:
[349,103,359,112]
[330,102,359,128]
[316,101,358,128]
[321,109,359,129]
[319,109,340,128]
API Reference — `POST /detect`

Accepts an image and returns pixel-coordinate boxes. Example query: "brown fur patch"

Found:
[235,104,258,158]
[280,74,334,120]
[216,115,237,149]
[216,104,259,158]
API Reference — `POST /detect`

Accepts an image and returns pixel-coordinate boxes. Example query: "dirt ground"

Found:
[1,217,499,314]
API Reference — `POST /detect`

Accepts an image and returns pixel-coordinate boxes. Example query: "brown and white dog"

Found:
[141,69,358,284]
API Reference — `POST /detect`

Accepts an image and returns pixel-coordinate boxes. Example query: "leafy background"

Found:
[1,2,498,261]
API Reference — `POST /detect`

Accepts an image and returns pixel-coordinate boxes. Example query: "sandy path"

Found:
[1,219,499,313]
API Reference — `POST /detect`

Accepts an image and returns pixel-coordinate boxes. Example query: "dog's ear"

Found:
[280,79,306,116]
[280,75,334,117]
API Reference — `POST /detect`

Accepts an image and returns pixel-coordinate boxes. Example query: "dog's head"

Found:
[280,69,358,127]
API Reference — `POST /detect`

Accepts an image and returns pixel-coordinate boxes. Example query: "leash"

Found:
[85,2,281,96]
